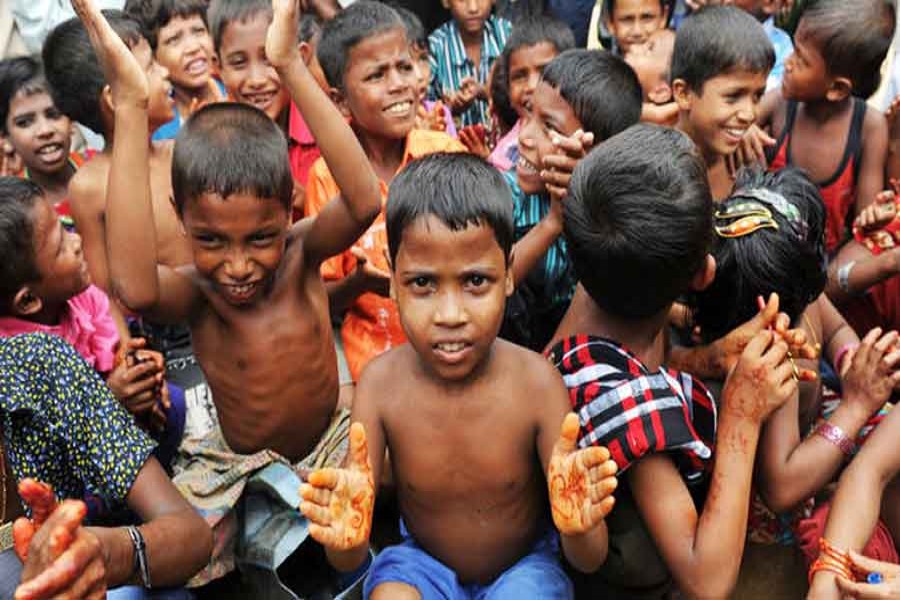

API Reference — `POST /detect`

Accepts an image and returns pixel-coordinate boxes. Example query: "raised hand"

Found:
[841,328,900,417]
[835,550,900,599]
[299,423,374,551]
[266,0,303,70]
[542,129,594,202]
[459,124,490,159]
[547,413,618,536]
[349,246,391,297]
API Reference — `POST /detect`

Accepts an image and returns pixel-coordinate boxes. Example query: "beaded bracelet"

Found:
[814,422,856,457]
[808,538,854,583]
[833,343,858,373]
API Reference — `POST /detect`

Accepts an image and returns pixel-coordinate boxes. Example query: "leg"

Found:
[480,534,573,600]
[362,539,462,600]
[370,582,421,600]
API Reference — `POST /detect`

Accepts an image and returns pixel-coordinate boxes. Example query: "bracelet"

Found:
[837,261,857,294]
[833,343,859,373]
[814,421,856,457]
[809,537,854,583]
[126,525,152,588]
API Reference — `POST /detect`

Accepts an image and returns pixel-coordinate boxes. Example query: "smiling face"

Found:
[218,12,290,121]
[338,27,417,142]
[507,41,559,117]
[781,23,830,102]
[27,197,91,309]
[132,37,176,127]
[181,191,290,306]
[393,215,512,382]
[444,0,494,39]
[516,80,583,194]
[605,0,668,55]
[154,14,215,92]
[4,90,72,177]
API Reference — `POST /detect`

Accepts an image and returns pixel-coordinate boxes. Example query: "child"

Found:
[755,0,893,254]
[547,124,802,599]
[124,0,226,141]
[307,2,464,383]
[428,0,511,129]
[730,0,793,91]
[671,5,774,201]
[623,28,679,125]
[503,48,642,351]
[603,0,669,55]
[300,152,618,598]
[84,0,381,584]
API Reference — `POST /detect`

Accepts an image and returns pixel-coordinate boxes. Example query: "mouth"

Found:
[220,280,261,303]
[184,57,209,77]
[35,142,66,165]
[517,154,540,176]
[432,341,473,364]
[243,91,277,111]
[384,100,414,117]
[723,127,747,145]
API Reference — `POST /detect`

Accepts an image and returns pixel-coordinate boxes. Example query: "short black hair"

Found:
[565,124,712,319]
[0,56,48,134]
[801,0,895,99]
[696,167,827,342]
[172,102,293,214]
[489,53,518,131]
[43,11,145,135]
[505,14,576,58]
[0,177,43,310]
[392,4,426,49]
[671,5,774,93]
[541,49,642,142]
[604,0,670,18]
[207,0,271,53]
[387,153,514,265]
[124,0,209,49]
[299,13,324,45]
[317,1,405,90]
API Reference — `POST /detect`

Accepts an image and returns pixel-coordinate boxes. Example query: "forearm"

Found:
[510,217,563,287]
[325,544,370,574]
[560,523,608,574]
[826,247,898,305]
[668,344,724,380]
[326,275,364,315]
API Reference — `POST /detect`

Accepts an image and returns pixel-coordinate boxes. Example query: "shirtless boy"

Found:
[300,153,618,599]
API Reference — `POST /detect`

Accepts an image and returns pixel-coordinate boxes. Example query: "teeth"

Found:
[517,155,538,174]
[230,283,254,295]
[726,128,746,138]
[185,59,207,75]
[436,342,466,353]
[386,101,412,114]
[37,144,62,155]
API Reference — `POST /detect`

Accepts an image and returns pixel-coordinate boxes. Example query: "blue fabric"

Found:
[152,80,227,141]
[363,521,572,599]
[152,382,186,470]
[546,0,596,48]
[107,587,194,599]
[763,17,793,92]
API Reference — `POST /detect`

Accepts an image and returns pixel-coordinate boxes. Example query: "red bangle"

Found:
[815,422,856,456]
[833,343,858,373]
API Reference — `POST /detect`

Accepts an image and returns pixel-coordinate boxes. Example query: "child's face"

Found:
[782,23,830,102]
[218,12,291,121]
[28,197,91,306]
[410,43,431,100]
[516,81,583,195]
[443,0,494,38]
[392,216,513,382]
[339,28,417,142]
[624,29,674,103]
[605,0,667,55]
[4,90,72,177]
[508,42,559,117]
[154,14,215,93]
[181,191,290,306]
[132,37,176,127]
[676,69,767,160]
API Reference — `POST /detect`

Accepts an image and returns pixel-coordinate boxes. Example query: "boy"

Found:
[603,0,669,55]
[671,5,774,200]
[307,2,464,383]
[731,0,793,91]
[86,0,381,585]
[623,28,678,125]
[428,0,511,129]
[547,123,801,599]
[125,0,225,141]
[300,153,618,599]
[504,48,641,350]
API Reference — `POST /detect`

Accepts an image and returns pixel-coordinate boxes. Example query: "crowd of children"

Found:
[2,0,900,598]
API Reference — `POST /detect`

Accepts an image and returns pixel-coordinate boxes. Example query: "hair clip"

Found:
[714,200,772,221]
[714,214,779,238]
[732,187,809,239]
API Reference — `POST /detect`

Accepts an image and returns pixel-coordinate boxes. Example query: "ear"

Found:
[299,41,313,66]
[761,0,779,16]
[12,287,42,317]
[100,84,116,114]
[825,76,852,103]
[690,254,716,292]
[329,86,351,119]
[648,82,673,105]
[504,256,515,298]
[672,78,693,111]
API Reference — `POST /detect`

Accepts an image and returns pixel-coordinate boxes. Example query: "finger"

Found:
[542,153,579,172]
[48,524,74,559]
[589,496,616,523]
[755,293,780,329]
[299,483,331,505]
[124,391,159,413]
[541,169,572,189]
[299,501,332,526]
[18,480,56,527]
[307,468,339,489]
[590,459,619,482]
[546,184,568,201]
[13,518,35,561]
[774,312,791,334]
[773,359,795,386]
[553,413,580,456]
[57,556,106,600]
[576,445,611,469]
[308,523,337,547]
[551,132,589,158]
[14,532,96,599]
[764,339,789,366]
[348,422,370,471]
[744,329,775,357]
[856,327,883,367]
[834,577,885,599]
[847,548,899,575]
[873,330,899,356]
[797,368,818,382]
[123,360,161,383]
[725,153,736,178]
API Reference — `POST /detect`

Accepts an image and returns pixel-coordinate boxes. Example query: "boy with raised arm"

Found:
[300,153,618,599]
[84,0,381,586]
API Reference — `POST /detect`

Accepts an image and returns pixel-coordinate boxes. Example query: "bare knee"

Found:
[370,582,421,600]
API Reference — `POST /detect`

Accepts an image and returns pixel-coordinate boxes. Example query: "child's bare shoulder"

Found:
[862,103,889,138]
[493,338,566,394]
[357,343,418,393]
[68,156,111,213]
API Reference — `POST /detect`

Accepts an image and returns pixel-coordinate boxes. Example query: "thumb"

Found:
[18,479,56,527]
[553,413,580,457]
[348,423,370,472]
[12,518,35,561]
[752,293,779,330]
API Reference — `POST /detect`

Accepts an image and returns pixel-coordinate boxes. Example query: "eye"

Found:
[249,233,276,246]
[465,273,490,290]
[194,233,222,247]
[13,116,34,128]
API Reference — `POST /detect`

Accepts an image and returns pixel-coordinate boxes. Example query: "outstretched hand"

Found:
[299,423,374,551]
[547,413,618,536]
[834,550,900,599]
[266,0,303,70]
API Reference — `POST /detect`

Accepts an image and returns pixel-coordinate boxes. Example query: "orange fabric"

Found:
[305,129,465,381]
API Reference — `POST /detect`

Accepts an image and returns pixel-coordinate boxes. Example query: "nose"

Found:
[434,289,467,327]
[465,0,478,14]
[224,251,254,282]
[247,61,270,89]
[388,65,410,93]
[35,115,55,138]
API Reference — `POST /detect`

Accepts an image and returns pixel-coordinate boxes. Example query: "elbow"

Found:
[679,572,739,600]
[111,282,158,315]
[759,484,802,515]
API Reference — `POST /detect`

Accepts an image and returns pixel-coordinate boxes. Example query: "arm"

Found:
[853,108,889,216]
[266,0,380,267]
[825,241,900,305]
[640,102,679,126]
[68,174,112,292]
[325,247,391,314]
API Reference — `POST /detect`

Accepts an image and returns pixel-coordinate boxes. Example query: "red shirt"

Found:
[288,103,321,221]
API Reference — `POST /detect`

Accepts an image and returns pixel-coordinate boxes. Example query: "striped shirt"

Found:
[428,14,511,128]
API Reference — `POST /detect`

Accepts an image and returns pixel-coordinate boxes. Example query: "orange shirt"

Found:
[305,129,465,381]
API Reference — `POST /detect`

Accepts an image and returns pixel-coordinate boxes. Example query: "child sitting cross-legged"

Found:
[300,152,618,599]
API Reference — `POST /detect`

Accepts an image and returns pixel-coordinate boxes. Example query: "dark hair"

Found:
[671,5,774,93]
[317,1,405,90]
[43,11,145,134]
[207,0,271,52]
[604,0,669,18]
[392,4,426,49]
[124,0,209,49]
[0,56,49,134]
[0,177,44,309]
[489,53,518,132]
[505,14,576,58]
[541,49,642,142]
[387,153,514,265]
[172,102,293,213]
[696,167,827,342]
[299,13,324,45]
[801,0,895,99]
[565,124,712,319]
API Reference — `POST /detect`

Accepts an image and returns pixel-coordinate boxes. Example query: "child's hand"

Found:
[886,94,900,127]
[855,190,897,233]
[70,0,149,108]
[726,124,775,178]
[13,480,58,561]
[349,246,391,297]
[541,129,594,203]
[266,0,303,70]
[108,341,165,414]
[841,328,900,418]
[0,141,22,177]
[459,124,490,159]
[187,78,228,116]
[416,101,447,133]
[547,413,618,536]
[444,77,480,114]
[299,423,374,551]
[834,550,900,599]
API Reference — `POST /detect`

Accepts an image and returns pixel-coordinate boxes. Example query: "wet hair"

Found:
[0,56,49,134]
[800,0,895,99]
[43,11,145,135]
[541,49,642,142]
[671,5,774,93]
[489,53,518,132]
[172,102,293,214]
[387,153,514,265]
[565,124,712,319]
[604,0,669,18]
[0,177,44,309]
[505,14,576,58]
[392,4,426,49]
[695,167,827,342]
[124,0,209,49]
[208,0,271,53]
[317,1,405,90]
